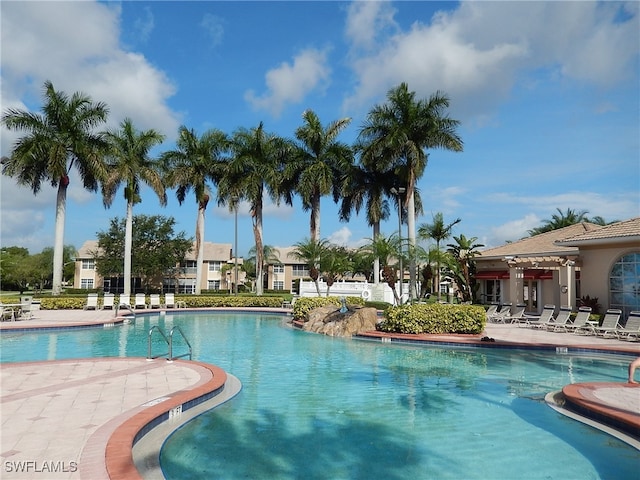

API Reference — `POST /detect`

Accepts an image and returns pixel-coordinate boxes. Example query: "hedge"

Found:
[292,296,366,322]
[377,303,486,334]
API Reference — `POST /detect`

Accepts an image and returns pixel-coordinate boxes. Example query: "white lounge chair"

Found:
[118,294,131,308]
[164,293,176,308]
[502,304,526,324]
[1,305,15,321]
[134,293,147,309]
[545,307,573,332]
[519,305,555,328]
[149,294,162,309]
[83,293,99,310]
[19,296,34,320]
[102,293,115,310]
[485,304,499,322]
[563,306,593,333]
[488,303,512,323]
[576,308,621,337]
[615,311,640,341]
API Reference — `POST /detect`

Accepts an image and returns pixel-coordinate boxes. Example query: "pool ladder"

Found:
[147,325,192,361]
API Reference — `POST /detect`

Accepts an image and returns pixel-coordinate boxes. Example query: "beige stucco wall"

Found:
[577,244,639,312]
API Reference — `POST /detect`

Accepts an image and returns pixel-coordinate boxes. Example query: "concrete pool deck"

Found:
[0,308,639,479]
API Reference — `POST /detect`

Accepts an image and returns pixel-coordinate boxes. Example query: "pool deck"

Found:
[1,308,639,479]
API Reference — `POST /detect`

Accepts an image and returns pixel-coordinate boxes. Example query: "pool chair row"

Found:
[0,296,39,321]
[83,293,186,310]
[518,306,640,341]
[486,303,527,324]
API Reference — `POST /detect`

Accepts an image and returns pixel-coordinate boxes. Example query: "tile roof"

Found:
[478,222,601,259]
[555,217,640,246]
[77,240,234,261]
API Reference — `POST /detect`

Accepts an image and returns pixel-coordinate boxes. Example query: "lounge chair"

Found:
[485,304,499,322]
[134,293,147,309]
[1,305,15,321]
[502,304,526,324]
[18,296,34,320]
[102,293,115,310]
[488,303,512,323]
[575,308,621,337]
[149,294,162,309]
[563,306,593,333]
[83,293,99,310]
[615,311,640,341]
[545,307,573,332]
[519,304,555,328]
[118,294,131,308]
[164,293,176,308]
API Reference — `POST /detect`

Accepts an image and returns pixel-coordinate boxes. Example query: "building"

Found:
[474,218,640,318]
[73,240,245,293]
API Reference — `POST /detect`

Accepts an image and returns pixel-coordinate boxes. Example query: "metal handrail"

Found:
[169,325,192,360]
[147,325,170,360]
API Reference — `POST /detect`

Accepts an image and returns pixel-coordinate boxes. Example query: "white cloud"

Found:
[134,6,155,43]
[200,13,224,47]
[244,48,331,117]
[327,227,352,247]
[343,1,639,121]
[345,1,397,51]
[485,214,541,247]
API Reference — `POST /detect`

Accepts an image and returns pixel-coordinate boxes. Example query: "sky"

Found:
[1,1,639,259]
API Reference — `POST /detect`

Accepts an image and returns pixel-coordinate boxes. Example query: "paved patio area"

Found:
[0,308,638,479]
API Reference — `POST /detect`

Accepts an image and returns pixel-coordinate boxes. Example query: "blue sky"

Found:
[1,1,638,259]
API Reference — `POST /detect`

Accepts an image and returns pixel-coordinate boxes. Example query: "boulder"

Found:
[303,305,379,337]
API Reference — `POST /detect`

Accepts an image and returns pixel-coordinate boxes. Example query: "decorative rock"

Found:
[303,305,379,337]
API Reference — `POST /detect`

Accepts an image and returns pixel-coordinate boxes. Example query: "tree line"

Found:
[2,80,464,298]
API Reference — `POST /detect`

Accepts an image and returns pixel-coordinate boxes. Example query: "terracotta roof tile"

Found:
[555,217,640,245]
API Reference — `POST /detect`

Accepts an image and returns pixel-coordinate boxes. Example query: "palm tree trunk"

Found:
[373,222,380,284]
[310,190,321,242]
[124,201,133,295]
[51,182,68,296]
[407,192,417,302]
[253,204,264,296]
[194,206,205,295]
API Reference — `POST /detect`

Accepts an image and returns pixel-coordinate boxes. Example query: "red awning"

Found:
[475,270,554,280]
[474,270,509,280]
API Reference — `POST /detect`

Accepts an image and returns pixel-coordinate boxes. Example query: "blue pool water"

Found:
[1,312,638,479]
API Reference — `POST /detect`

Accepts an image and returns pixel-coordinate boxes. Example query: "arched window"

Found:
[609,252,640,320]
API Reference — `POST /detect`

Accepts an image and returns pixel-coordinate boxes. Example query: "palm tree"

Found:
[219,123,293,296]
[528,208,589,236]
[248,244,281,293]
[290,109,353,242]
[102,118,166,295]
[289,238,329,297]
[418,212,461,301]
[359,83,463,301]
[320,245,353,296]
[1,80,108,295]
[446,234,484,302]
[359,233,402,305]
[161,126,229,294]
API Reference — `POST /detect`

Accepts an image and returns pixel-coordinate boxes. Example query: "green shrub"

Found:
[377,303,486,334]
[292,296,365,322]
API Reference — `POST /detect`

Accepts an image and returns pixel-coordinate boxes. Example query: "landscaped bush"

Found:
[377,303,486,334]
[292,296,365,322]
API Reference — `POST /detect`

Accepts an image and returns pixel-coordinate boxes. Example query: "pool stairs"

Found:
[147,325,193,361]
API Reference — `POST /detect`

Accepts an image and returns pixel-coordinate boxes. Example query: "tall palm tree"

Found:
[290,109,353,242]
[418,212,461,301]
[320,245,353,296]
[289,238,329,297]
[338,159,392,285]
[248,244,281,292]
[219,123,293,296]
[359,83,463,301]
[102,118,166,295]
[1,80,108,295]
[161,126,229,294]
[446,234,484,302]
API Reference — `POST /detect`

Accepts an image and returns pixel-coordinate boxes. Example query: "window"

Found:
[484,280,501,304]
[181,261,197,275]
[273,280,284,290]
[292,265,309,277]
[80,278,94,289]
[208,280,221,290]
[209,261,222,272]
[273,264,284,274]
[609,252,640,319]
[81,259,95,270]
[179,278,196,294]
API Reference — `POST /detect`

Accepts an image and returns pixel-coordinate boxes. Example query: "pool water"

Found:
[1,312,638,479]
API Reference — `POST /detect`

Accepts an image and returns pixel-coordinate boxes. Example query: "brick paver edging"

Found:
[104,360,227,480]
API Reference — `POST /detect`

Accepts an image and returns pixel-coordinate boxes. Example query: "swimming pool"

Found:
[1,312,638,479]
